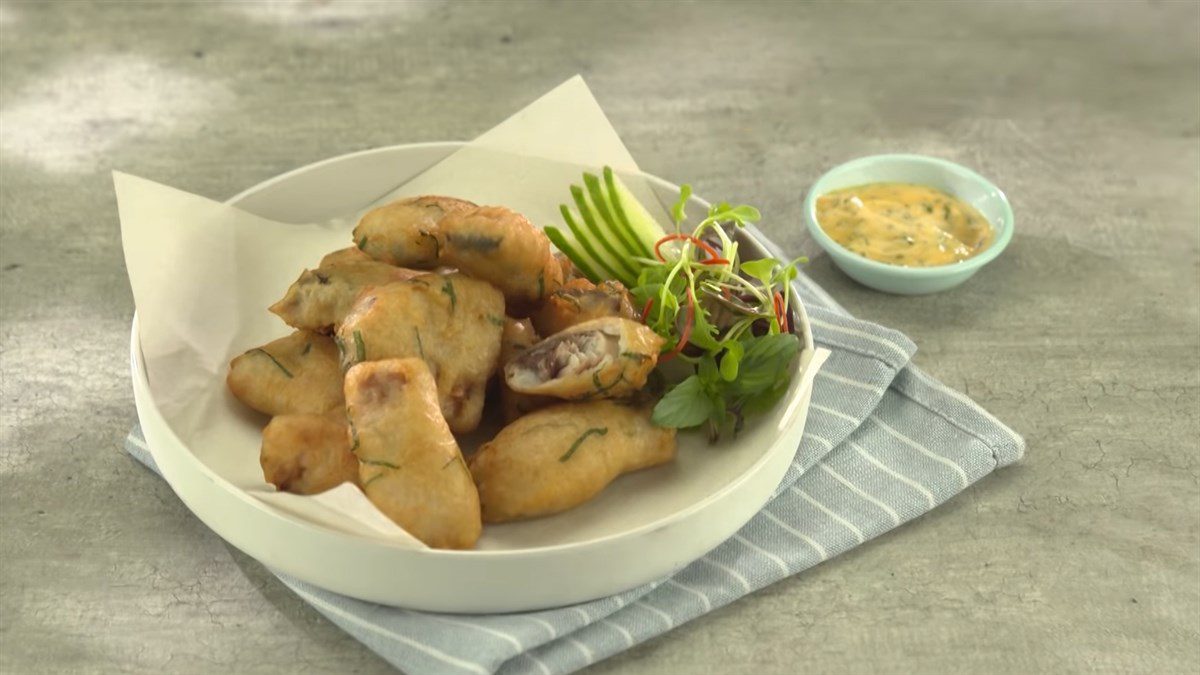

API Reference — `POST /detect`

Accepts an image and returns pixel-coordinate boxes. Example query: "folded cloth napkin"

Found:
[124,225,1024,675]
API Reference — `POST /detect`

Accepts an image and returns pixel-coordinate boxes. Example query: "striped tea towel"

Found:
[124,224,1024,675]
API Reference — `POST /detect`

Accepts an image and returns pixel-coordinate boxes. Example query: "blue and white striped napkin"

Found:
[124,226,1023,675]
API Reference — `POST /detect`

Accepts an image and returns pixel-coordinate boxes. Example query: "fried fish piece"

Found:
[227,331,343,416]
[438,206,562,316]
[531,278,637,337]
[352,195,476,267]
[260,413,358,495]
[269,260,422,333]
[469,400,677,523]
[498,317,553,421]
[319,246,372,267]
[345,358,481,549]
[505,317,663,400]
[336,272,504,433]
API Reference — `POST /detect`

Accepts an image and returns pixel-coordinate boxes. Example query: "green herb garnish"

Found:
[559,427,608,462]
[442,277,457,310]
[250,348,293,379]
[551,167,807,441]
[360,458,400,469]
[487,314,505,327]
[353,330,366,362]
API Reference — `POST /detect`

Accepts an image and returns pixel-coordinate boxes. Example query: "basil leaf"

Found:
[730,333,800,395]
[652,375,714,428]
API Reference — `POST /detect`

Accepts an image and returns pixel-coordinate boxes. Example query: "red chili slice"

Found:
[773,291,789,334]
[660,288,696,363]
[654,234,728,265]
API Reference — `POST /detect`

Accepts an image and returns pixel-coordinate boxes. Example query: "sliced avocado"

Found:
[605,167,665,258]
[570,184,639,282]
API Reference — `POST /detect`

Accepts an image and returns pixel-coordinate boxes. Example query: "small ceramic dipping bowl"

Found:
[802,154,1014,295]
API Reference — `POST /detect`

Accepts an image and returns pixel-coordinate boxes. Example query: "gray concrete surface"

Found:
[1,1,1198,673]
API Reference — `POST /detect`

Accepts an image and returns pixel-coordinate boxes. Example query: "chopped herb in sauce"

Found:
[356,235,368,250]
[441,278,457,310]
[300,341,312,356]
[486,314,505,327]
[559,427,608,462]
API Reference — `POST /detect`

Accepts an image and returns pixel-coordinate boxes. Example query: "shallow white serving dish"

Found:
[130,142,816,613]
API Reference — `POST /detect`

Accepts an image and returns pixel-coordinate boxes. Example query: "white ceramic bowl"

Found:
[130,142,815,613]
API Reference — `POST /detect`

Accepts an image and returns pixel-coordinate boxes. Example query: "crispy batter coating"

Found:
[531,278,636,337]
[352,196,476,267]
[260,414,358,495]
[439,206,562,316]
[227,331,343,416]
[269,260,422,332]
[336,272,504,433]
[554,252,582,284]
[345,359,481,549]
[319,246,372,267]
[504,317,664,400]
[469,400,677,523]
[498,318,553,421]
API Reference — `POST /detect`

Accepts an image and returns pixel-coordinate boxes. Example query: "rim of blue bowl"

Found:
[802,153,1014,278]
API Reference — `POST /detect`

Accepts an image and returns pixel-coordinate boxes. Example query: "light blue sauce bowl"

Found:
[802,154,1014,295]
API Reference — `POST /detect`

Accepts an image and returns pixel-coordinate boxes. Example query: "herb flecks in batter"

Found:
[250,348,293,378]
[447,232,503,252]
[559,427,608,462]
[360,458,401,470]
[353,330,366,363]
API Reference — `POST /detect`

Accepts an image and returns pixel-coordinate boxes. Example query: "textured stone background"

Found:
[1,1,1197,673]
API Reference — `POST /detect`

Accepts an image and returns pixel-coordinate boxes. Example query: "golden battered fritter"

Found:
[260,414,358,495]
[336,272,504,434]
[438,206,562,316]
[319,246,372,267]
[504,317,663,400]
[352,195,476,267]
[269,260,421,333]
[344,358,481,549]
[227,331,343,416]
[469,400,677,523]
[531,278,636,337]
